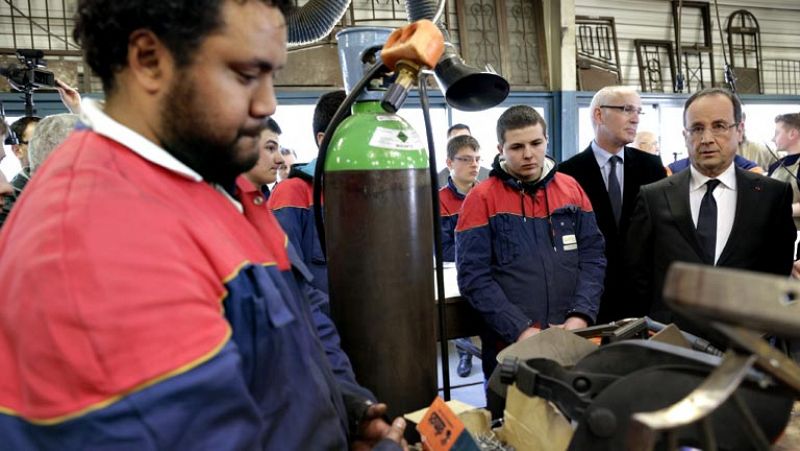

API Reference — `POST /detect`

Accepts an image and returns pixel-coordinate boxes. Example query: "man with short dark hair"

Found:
[268,90,347,294]
[7,116,41,192]
[456,105,606,379]
[0,1,405,449]
[441,134,481,262]
[312,90,348,146]
[447,123,471,139]
[9,115,40,152]
[243,117,283,199]
[0,116,42,227]
[9,116,41,171]
[440,133,481,377]
[0,119,11,222]
[439,122,489,187]
[627,88,795,331]
[438,124,472,187]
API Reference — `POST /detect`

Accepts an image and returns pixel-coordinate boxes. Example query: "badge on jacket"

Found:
[562,234,577,251]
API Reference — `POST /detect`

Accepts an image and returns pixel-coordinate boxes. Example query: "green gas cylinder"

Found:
[324,99,436,419]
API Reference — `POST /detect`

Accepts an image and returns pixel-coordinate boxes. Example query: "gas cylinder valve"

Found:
[379,19,444,113]
[381,60,420,113]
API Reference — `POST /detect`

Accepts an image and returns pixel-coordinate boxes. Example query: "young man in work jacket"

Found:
[440,134,482,263]
[268,159,328,291]
[268,90,346,294]
[456,105,606,379]
[440,134,483,378]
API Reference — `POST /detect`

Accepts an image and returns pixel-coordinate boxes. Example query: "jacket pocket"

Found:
[311,232,327,265]
[493,215,520,265]
[223,265,296,407]
[551,207,579,253]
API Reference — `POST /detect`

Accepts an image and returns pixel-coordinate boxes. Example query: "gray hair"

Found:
[589,86,640,127]
[29,113,79,173]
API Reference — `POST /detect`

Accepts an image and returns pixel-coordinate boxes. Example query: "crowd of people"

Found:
[439,86,800,382]
[0,0,798,449]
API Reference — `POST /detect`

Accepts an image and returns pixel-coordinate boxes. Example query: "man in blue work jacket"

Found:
[456,105,606,379]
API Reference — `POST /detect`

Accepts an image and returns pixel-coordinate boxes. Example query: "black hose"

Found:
[420,72,451,401]
[285,0,350,47]
[286,0,446,47]
[405,0,450,40]
[675,0,685,92]
[645,317,724,356]
[404,0,438,22]
[313,61,388,256]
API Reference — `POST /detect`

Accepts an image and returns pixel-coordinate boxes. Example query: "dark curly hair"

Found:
[73,0,294,93]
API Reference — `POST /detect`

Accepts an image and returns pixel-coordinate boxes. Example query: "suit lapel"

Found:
[717,168,751,265]
[664,169,708,262]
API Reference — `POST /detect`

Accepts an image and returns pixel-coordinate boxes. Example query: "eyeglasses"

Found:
[453,156,480,164]
[685,122,739,138]
[600,105,645,116]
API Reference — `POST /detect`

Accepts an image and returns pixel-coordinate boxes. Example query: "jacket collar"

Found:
[445,176,473,199]
[288,159,315,183]
[80,99,203,182]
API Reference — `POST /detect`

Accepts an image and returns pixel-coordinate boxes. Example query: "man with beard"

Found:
[456,105,606,379]
[0,1,405,449]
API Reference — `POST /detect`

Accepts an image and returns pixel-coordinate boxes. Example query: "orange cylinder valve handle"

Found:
[381,19,444,71]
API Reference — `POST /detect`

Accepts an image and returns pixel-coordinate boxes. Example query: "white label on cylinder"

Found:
[368,126,424,150]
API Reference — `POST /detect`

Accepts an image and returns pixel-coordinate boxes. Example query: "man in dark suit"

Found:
[627,87,795,328]
[559,86,666,323]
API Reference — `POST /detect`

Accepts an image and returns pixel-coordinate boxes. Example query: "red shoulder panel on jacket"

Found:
[267,178,313,210]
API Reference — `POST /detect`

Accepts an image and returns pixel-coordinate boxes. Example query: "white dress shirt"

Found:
[591,140,624,194]
[689,163,737,264]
